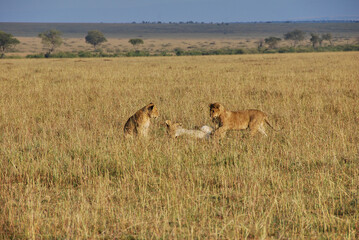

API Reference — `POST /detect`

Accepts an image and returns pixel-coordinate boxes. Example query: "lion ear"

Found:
[147,103,155,111]
[165,120,171,126]
[209,103,213,108]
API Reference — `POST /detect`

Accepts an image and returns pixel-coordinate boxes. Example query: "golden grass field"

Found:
[0,52,358,239]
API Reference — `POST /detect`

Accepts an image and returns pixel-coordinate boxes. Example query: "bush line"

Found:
[21,44,359,58]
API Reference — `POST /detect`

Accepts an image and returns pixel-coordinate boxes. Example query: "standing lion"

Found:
[209,102,280,138]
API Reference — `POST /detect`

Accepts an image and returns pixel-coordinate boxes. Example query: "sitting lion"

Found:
[124,103,159,138]
[209,102,280,138]
[165,120,213,139]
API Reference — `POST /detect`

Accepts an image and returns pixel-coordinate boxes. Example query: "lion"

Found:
[165,120,213,139]
[124,103,159,138]
[209,102,280,138]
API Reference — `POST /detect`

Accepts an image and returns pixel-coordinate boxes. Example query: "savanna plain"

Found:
[0,52,358,239]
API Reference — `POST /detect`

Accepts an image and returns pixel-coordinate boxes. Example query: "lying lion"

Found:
[124,103,159,138]
[209,102,280,138]
[165,120,213,139]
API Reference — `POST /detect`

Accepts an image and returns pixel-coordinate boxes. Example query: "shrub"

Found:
[126,50,150,57]
[174,48,184,56]
[26,53,45,58]
[51,52,78,58]
[78,51,95,58]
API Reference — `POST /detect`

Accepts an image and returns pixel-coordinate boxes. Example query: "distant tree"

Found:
[265,36,281,49]
[284,29,306,47]
[256,38,265,51]
[0,31,20,58]
[321,33,333,45]
[38,29,63,57]
[310,33,322,48]
[129,38,144,50]
[85,30,107,50]
[174,48,184,56]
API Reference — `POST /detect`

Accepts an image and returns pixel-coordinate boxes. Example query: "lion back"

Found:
[124,115,138,136]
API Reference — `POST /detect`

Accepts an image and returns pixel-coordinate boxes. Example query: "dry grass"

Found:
[0,52,358,239]
[10,37,260,56]
[8,36,358,57]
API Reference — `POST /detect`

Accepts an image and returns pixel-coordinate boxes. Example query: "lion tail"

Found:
[265,118,282,132]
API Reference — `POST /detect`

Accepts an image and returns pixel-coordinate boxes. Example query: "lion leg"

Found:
[249,128,258,136]
[138,128,149,138]
[249,120,261,137]
[213,126,227,139]
[258,123,268,137]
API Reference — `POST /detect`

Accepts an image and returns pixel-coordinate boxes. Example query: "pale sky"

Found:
[1,0,358,23]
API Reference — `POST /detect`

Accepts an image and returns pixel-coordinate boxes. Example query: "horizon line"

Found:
[1,19,359,24]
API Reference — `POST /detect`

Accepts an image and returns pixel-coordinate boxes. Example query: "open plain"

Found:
[0,52,358,238]
[1,22,358,57]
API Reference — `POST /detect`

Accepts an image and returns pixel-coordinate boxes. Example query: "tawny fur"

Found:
[209,102,280,139]
[124,103,159,138]
[165,120,213,139]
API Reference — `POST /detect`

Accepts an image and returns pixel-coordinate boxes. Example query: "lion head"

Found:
[165,120,182,138]
[209,103,225,119]
[146,103,159,118]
